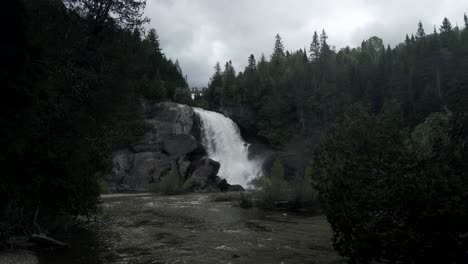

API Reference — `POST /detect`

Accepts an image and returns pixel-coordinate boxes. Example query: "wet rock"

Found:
[228,185,245,192]
[145,102,194,135]
[130,142,162,153]
[177,156,191,180]
[125,152,171,188]
[162,134,197,156]
[217,179,229,192]
[108,149,134,183]
[183,158,220,191]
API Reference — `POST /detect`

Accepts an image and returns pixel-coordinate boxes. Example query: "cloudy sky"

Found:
[144,0,468,88]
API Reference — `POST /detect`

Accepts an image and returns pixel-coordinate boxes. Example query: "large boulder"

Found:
[183,158,220,192]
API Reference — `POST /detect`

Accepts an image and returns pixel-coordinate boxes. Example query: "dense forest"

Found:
[195,15,468,263]
[1,0,190,245]
[2,0,468,263]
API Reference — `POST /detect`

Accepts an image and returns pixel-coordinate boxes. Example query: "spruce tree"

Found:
[309,31,320,61]
[440,17,453,33]
[273,34,285,58]
[248,54,256,70]
[146,28,161,54]
[405,34,411,46]
[320,29,330,55]
[464,13,468,28]
[416,20,426,39]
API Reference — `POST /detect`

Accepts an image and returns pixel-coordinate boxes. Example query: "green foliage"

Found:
[250,159,317,208]
[311,105,468,263]
[250,158,288,203]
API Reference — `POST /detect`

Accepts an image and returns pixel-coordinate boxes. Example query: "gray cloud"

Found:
[144,0,468,87]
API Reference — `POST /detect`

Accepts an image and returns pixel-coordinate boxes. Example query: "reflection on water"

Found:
[39,193,344,264]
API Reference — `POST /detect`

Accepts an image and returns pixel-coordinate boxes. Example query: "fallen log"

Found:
[30,234,69,248]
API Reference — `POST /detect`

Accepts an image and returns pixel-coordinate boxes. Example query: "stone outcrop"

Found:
[106,102,242,193]
[183,158,220,191]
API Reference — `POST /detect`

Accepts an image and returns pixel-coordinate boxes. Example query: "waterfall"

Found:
[194,108,263,187]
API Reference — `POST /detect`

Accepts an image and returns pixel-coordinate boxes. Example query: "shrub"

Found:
[250,158,289,203]
[249,158,317,209]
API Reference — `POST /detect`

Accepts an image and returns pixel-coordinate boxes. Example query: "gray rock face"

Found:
[108,149,134,183]
[126,152,171,188]
[162,134,197,156]
[145,102,194,136]
[183,158,220,192]
[107,102,233,193]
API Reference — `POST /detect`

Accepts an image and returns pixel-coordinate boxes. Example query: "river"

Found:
[38,193,344,264]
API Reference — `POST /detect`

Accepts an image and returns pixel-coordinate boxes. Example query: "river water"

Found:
[38,193,344,264]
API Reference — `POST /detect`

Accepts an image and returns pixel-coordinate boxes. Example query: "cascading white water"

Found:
[194,108,263,187]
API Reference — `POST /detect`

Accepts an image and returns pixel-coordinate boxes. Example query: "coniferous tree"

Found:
[465,13,468,28]
[320,29,330,55]
[248,54,256,70]
[416,20,426,39]
[309,31,321,61]
[405,34,411,46]
[146,28,161,54]
[440,17,453,33]
[273,34,285,58]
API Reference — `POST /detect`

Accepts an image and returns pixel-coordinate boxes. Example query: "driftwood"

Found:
[30,234,69,248]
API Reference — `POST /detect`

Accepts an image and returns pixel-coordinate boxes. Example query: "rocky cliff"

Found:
[105,102,242,192]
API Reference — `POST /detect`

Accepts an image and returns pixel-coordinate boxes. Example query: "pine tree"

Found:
[440,17,453,33]
[320,29,330,55]
[248,54,256,70]
[309,31,320,61]
[405,34,411,46]
[214,62,222,76]
[146,28,162,54]
[465,13,468,28]
[273,34,285,58]
[416,20,426,39]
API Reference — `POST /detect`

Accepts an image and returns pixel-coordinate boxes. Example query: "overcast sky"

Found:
[144,0,468,88]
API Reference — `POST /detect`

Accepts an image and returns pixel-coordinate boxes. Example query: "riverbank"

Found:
[35,192,343,264]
